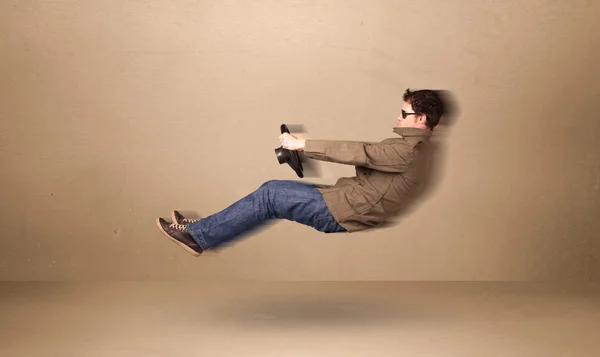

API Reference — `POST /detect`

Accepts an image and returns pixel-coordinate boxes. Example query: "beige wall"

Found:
[1,0,599,281]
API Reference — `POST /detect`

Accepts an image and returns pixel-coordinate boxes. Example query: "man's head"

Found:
[397,88,445,130]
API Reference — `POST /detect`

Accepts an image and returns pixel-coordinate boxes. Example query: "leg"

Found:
[186,180,346,250]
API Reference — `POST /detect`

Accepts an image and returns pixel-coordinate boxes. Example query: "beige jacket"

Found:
[302,127,434,232]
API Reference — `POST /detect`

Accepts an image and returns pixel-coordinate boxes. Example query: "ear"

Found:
[417,114,427,124]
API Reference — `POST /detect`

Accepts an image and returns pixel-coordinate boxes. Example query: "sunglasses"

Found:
[401,110,418,119]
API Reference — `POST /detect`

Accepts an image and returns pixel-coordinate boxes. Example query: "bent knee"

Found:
[259,180,284,190]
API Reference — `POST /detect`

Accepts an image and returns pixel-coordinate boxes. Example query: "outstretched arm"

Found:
[279,133,414,173]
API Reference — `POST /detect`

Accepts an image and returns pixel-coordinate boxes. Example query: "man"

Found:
[156,88,446,256]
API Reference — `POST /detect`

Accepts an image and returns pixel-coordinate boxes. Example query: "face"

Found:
[397,101,427,128]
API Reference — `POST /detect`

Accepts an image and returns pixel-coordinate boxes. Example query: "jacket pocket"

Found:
[345,185,376,214]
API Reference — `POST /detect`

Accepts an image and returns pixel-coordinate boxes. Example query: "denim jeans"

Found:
[186,180,347,250]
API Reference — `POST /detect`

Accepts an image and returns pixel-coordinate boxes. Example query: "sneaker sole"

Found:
[155,218,202,257]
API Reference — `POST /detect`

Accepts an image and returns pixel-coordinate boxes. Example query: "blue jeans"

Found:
[186,180,347,250]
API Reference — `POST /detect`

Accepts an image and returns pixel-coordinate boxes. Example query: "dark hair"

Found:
[402,88,445,130]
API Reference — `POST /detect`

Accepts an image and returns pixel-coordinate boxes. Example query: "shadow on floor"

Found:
[202,296,435,329]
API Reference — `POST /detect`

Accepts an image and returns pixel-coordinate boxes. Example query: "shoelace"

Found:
[169,223,187,232]
[181,218,199,224]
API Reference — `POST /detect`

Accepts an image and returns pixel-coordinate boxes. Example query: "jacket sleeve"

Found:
[302,139,415,172]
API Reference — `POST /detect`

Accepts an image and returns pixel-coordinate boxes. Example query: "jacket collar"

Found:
[393,127,433,138]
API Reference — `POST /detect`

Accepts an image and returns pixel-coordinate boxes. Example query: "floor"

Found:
[1,281,599,356]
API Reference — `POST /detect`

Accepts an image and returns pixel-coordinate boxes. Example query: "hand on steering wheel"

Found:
[278,133,306,151]
[274,124,304,178]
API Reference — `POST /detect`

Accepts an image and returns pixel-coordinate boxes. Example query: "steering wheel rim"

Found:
[275,124,304,178]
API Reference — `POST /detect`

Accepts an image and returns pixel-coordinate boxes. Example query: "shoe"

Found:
[169,211,221,255]
[171,210,200,225]
[155,218,203,257]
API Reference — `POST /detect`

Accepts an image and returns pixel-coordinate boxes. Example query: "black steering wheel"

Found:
[274,124,304,178]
